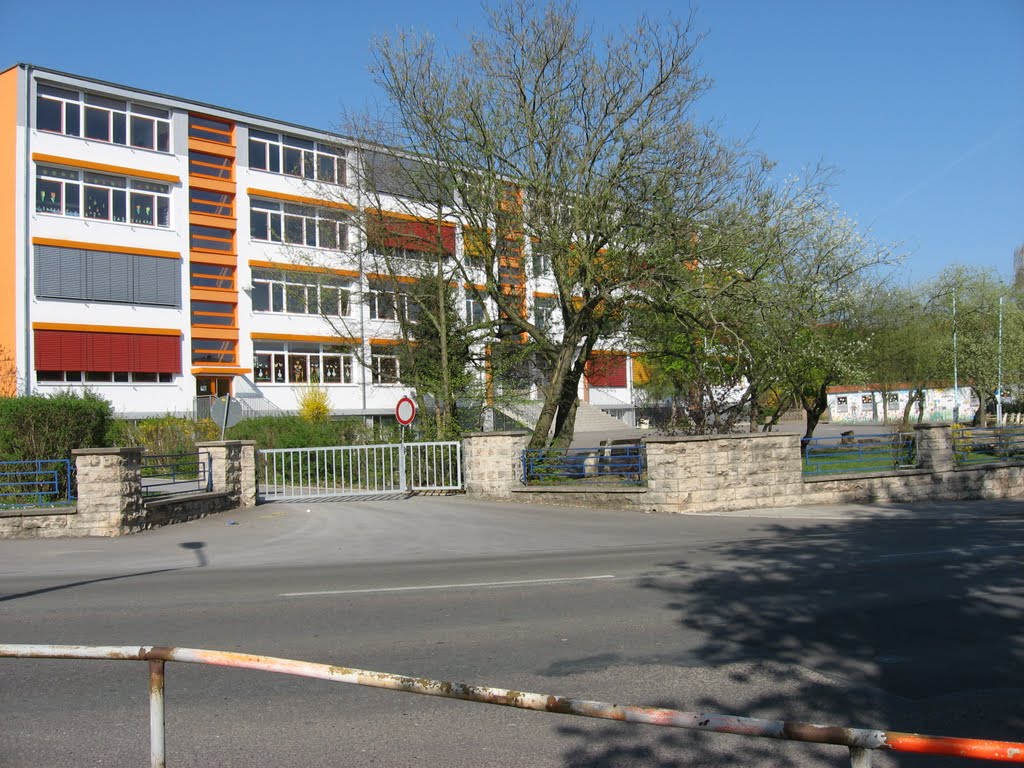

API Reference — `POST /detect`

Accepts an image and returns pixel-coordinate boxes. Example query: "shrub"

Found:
[111,416,220,456]
[296,384,331,423]
[0,390,113,461]
[226,415,373,450]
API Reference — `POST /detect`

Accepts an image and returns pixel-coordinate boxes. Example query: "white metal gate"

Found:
[258,441,462,501]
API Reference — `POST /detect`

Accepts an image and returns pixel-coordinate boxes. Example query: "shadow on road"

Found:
[0,567,184,603]
[548,507,1024,767]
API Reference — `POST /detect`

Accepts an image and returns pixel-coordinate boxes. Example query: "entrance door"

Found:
[196,377,232,397]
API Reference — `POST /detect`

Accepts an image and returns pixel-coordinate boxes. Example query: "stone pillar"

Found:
[195,440,257,506]
[71,447,144,536]
[914,423,954,473]
[462,431,530,499]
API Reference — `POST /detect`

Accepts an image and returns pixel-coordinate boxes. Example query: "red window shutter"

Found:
[371,218,455,254]
[110,334,133,370]
[87,333,114,371]
[156,335,182,373]
[586,355,627,388]
[59,331,87,371]
[133,335,159,373]
[34,330,61,369]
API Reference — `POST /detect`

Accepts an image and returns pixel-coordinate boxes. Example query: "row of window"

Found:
[253,342,399,385]
[250,200,349,249]
[37,84,172,152]
[37,166,171,227]
[249,130,347,185]
[37,371,175,383]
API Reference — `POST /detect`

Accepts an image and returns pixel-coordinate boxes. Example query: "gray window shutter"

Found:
[34,245,87,300]
[134,255,181,307]
[88,250,133,303]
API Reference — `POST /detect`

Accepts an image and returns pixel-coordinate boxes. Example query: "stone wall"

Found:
[0,441,258,538]
[466,424,1024,513]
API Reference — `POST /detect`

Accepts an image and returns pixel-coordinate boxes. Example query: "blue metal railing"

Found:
[802,433,917,476]
[952,425,1024,466]
[0,459,75,508]
[521,444,646,485]
[140,452,212,497]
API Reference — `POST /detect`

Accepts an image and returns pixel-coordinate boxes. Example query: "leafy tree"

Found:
[361,0,752,449]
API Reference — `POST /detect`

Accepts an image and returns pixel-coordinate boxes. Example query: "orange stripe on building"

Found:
[190,328,239,341]
[252,332,360,344]
[0,67,19,381]
[247,188,355,211]
[248,259,359,278]
[31,153,180,184]
[32,237,181,260]
[31,322,181,337]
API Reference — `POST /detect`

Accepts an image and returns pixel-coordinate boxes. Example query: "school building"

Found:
[0,64,641,421]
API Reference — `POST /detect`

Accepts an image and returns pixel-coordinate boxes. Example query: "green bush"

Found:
[111,416,220,455]
[226,415,375,450]
[0,391,113,461]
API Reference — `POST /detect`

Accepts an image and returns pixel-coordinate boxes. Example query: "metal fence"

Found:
[2,644,1022,768]
[521,444,646,485]
[802,432,917,476]
[140,452,212,497]
[0,458,75,508]
[952,425,1024,466]
[259,441,462,501]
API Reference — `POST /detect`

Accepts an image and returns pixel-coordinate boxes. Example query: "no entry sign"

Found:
[395,396,417,426]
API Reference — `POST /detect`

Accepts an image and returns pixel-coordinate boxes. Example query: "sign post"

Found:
[395,397,416,492]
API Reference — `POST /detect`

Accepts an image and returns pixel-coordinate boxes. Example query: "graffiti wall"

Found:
[827,387,979,424]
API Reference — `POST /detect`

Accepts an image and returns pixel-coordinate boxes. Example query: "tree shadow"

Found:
[550,507,1024,767]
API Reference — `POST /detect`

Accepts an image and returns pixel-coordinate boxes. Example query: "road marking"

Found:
[280,574,616,597]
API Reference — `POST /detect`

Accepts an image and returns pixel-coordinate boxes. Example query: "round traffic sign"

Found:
[395,396,417,426]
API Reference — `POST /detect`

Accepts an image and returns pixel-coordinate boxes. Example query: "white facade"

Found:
[1,64,638,420]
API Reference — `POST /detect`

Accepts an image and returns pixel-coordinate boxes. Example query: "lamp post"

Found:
[997,295,1004,426]
[952,292,959,423]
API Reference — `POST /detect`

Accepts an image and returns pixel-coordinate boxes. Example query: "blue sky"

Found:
[3,0,1021,284]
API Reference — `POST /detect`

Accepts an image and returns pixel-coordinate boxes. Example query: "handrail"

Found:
[2,644,1022,768]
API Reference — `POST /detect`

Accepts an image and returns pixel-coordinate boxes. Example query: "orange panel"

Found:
[0,68,19,370]
[190,177,235,195]
[252,332,361,344]
[190,328,239,341]
[248,259,359,278]
[248,187,355,211]
[32,322,181,336]
[190,287,236,302]
[189,211,236,230]
[32,237,180,260]
[188,136,237,157]
[31,153,180,183]
[190,252,237,267]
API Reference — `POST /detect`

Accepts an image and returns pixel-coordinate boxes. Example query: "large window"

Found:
[190,262,234,290]
[36,84,170,152]
[36,165,170,228]
[366,282,413,322]
[465,295,486,325]
[34,329,181,384]
[191,338,236,365]
[253,341,354,384]
[248,130,348,184]
[250,200,349,250]
[251,269,352,317]
[534,296,558,333]
[370,345,400,384]
[34,244,181,307]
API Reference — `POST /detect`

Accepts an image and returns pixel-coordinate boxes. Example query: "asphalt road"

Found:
[1,496,1022,768]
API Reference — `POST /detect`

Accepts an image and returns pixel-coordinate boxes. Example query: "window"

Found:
[251,269,351,317]
[191,300,235,327]
[250,199,349,250]
[190,225,234,252]
[34,329,181,378]
[247,130,348,184]
[36,84,170,152]
[465,296,486,324]
[532,251,552,276]
[34,244,181,307]
[37,370,173,384]
[367,284,411,322]
[253,341,354,384]
[190,263,234,290]
[189,114,233,144]
[371,345,400,384]
[190,188,234,217]
[191,338,236,365]
[36,165,170,227]
[189,150,232,180]
[534,296,558,333]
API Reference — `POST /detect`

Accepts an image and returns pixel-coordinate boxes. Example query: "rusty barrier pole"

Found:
[149,659,165,768]
[2,644,1023,767]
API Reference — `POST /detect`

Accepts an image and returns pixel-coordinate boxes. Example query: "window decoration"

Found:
[253,341,354,384]
[36,166,170,227]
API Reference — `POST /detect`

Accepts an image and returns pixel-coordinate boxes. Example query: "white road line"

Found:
[280,574,616,597]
